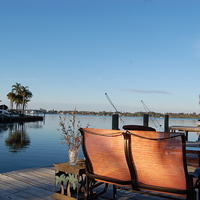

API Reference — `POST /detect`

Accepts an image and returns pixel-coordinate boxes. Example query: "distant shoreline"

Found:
[25,109,200,119]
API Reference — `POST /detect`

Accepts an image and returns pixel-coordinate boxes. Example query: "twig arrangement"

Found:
[58,108,82,150]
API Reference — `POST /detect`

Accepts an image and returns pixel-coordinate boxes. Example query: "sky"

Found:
[0,0,200,114]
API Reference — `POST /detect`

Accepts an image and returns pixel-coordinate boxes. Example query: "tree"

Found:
[11,83,22,109]
[7,83,33,111]
[21,86,33,110]
[7,92,16,110]
[12,82,22,95]
[15,95,23,110]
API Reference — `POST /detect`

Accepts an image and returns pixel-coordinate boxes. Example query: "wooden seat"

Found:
[79,128,135,199]
[125,130,200,199]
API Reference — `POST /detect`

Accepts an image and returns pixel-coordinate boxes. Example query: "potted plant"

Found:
[58,108,82,165]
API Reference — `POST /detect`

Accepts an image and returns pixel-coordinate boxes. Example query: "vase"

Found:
[68,148,79,165]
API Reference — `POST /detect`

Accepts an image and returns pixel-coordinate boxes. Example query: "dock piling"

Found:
[164,114,169,132]
[143,114,149,127]
[112,114,119,130]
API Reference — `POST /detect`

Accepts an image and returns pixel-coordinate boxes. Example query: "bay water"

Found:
[0,114,199,173]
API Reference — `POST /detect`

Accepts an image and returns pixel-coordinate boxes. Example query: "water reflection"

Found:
[5,123,30,153]
[0,115,199,173]
[0,124,9,135]
[25,121,43,129]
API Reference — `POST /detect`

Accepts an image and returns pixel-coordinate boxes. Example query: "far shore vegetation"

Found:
[35,109,200,119]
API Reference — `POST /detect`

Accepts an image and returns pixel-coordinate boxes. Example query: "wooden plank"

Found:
[11,171,54,184]
[3,175,53,191]
[0,175,31,199]
[4,171,54,191]
[0,189,11,197]
[4,166,55,176]
[11,190,45,200]
[0,175,53,200]
[0,175,20,192]
[0,193,27,200]
[35,166,55,175]
[0,187,53,200]
[0,174,30,190]
[29,169,55,179]
[19,186,53,198]
[5,170,54,186]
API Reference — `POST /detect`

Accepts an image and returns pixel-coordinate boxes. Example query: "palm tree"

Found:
[7,92,16,110]
[7,83,33,111]
[12,82,22,95]
[21,86,33,111]
[15,95,23,110]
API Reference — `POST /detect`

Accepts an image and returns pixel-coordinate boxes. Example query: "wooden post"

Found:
[143,114,149,127]
[112,114,119,130]
[164,114,169,132]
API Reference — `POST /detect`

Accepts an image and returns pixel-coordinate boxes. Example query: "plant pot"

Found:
[68,148,79,165]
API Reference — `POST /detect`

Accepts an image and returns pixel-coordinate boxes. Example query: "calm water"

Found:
[0,114,199,173]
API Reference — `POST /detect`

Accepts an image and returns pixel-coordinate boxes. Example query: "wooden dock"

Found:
[0,166,54,200]
[0,166,197,200]
[0,115,44,123]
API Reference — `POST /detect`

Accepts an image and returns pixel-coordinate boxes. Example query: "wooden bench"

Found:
[80,128,200,200]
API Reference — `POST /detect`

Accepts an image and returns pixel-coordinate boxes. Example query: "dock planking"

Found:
[0,165,198,200]
[0,166,55,200]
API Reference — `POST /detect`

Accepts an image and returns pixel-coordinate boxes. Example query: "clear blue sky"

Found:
[1,0,200,113]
